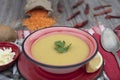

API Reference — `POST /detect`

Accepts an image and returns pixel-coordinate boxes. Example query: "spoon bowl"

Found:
[101,28,120,68]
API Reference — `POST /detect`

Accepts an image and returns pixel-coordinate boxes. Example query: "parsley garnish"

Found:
[54,40,71,53]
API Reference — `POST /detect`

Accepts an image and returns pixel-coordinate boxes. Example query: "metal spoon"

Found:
[101,28,120,68]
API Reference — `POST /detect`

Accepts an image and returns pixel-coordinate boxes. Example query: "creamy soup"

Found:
[31,33,89,66]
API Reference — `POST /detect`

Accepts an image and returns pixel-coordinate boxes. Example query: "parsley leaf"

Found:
[54,40,72,53]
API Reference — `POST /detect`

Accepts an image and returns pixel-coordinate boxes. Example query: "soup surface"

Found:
[31,33,89,66]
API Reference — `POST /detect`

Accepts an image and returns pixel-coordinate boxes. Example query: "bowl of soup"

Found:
[22,27,98,74]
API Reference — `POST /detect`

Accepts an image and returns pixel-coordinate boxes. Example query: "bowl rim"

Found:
[0,42,20,67]
[22,26,98,68]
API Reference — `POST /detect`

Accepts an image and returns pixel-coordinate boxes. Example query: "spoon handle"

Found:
[113,52,120,68]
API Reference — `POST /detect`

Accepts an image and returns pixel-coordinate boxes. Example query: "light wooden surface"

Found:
[0,0,25,29]
[0,0,120,30]
[52,0,120,29]
[0,0,120,79]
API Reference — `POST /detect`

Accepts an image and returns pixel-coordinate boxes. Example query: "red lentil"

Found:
[23,9,56,31]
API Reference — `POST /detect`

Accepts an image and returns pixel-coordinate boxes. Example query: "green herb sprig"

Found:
[54,40,72,53]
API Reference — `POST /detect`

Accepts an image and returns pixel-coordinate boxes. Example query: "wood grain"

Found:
[0,0,120,30]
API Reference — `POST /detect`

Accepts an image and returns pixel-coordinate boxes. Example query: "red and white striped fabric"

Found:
[16,25,105,40]
[16,30,31,40]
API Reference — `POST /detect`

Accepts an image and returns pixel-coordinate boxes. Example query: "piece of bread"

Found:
[0,24,17,42]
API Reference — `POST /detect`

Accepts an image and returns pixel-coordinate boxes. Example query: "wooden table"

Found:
[0,0,120,30]
[0,0,120,79]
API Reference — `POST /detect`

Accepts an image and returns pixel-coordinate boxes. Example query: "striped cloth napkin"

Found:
[16,25,120,80]
[16,25,105,39]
